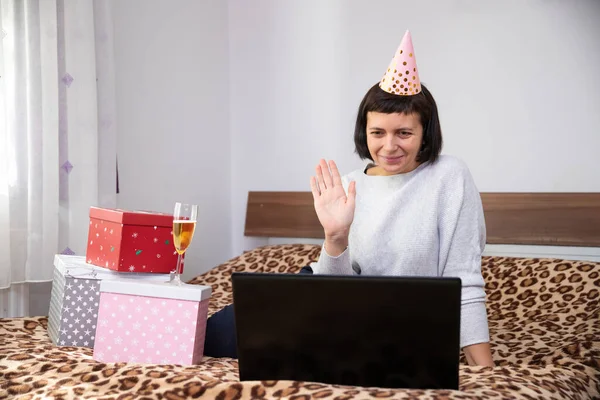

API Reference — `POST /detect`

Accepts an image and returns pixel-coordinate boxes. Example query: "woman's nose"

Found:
[384,134,397,150]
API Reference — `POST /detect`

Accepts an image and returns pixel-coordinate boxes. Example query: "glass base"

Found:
[166,252,185,286]
[166,270,184,286]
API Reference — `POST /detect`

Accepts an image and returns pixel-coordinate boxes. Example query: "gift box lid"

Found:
[53,254,169,281]
[89,206,174,227]
[100,280,212,302]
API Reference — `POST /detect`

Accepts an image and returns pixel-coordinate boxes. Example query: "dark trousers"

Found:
[203,265,314,358]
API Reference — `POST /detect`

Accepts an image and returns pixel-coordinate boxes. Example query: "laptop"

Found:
[231,272,462,390]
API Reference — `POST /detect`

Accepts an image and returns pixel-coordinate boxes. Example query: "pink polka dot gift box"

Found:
[86,207,182,274]
[93,280,211,365]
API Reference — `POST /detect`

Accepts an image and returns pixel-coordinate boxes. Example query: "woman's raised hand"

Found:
[310,159,356,243]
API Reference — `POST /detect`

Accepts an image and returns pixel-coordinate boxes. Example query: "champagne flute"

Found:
[170,202,198,285]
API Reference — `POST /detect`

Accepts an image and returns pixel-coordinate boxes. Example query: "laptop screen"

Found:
[231,273,461,390]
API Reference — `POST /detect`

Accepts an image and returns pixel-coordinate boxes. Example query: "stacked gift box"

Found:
[86,207,180,273]
[48,254,170,347]
[93,279,211,365]
[48,207,211,365]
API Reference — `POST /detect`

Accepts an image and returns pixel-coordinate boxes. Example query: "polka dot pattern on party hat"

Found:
[379,31,421,96]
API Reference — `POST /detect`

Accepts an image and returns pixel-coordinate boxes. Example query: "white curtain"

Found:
[0,0,116,317]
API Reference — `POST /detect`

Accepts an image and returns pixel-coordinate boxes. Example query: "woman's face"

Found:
[366,111,424,175]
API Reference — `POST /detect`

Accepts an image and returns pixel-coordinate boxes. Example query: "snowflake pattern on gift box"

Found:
[58,280,101,347]
[87,217,179,273]
[94,292,209,365]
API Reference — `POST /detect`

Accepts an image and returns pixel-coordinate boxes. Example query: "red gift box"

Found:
[86,207,182,274]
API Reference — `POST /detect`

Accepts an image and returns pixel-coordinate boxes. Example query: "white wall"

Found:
[229,0,600,257]
[112,0,231,280]
[110,1,600,264]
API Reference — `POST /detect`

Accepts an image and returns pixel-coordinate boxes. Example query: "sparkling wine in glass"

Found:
[170,202,198,285]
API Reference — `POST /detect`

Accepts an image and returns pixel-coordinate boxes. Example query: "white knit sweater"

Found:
[312,155,490,348]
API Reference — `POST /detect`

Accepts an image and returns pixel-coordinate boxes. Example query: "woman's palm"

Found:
[310,159,356,237]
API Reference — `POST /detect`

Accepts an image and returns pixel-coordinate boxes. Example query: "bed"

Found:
[1,191,599,399]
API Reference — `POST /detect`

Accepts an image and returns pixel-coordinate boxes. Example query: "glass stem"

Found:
[174,253,183,281]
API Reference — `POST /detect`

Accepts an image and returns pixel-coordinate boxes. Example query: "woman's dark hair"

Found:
[354,83,443,164]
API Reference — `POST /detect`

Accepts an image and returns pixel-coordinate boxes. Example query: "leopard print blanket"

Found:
[1,244,599,399]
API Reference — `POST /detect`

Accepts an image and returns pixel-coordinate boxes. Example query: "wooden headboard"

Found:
[244,192,600,247]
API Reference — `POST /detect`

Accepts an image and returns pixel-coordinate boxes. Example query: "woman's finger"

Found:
[316,162,327,191]
[310,176,321,198]
[329,160,343,187]
[320,159,333,189]
[346,180,356,208]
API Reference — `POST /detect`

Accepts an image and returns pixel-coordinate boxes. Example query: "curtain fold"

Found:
[0,0,116,317]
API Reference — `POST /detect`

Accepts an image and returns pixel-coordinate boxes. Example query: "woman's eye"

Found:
[398,131,412,136]
[370,131,383,135]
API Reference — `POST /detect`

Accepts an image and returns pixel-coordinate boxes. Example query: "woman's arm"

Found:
[438,161,493,366]
[310,160,356,275]
[464,342,495,367]
[312,237,354,275]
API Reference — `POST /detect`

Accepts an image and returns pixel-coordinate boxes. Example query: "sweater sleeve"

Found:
[311,174,355,275]
[311,243,354,275]
[438,163,490,349]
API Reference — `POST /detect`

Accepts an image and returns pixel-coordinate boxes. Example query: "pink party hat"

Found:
[379,30,421,96]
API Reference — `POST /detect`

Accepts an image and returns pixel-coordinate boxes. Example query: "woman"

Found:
[205,31,494,367]
[308,31,494,367]
[308,85,494,366]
